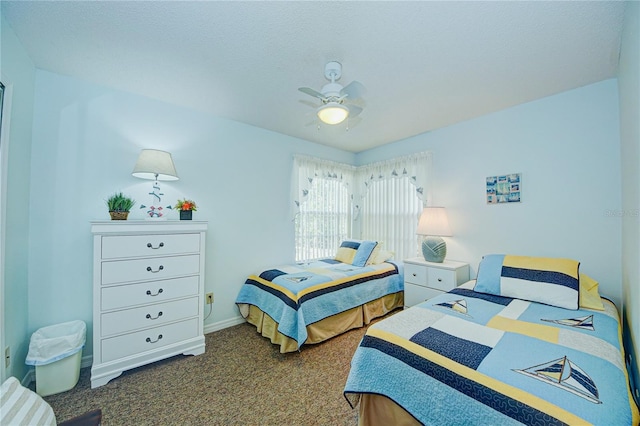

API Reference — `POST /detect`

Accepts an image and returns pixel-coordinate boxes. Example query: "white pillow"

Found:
[370,249,394,265]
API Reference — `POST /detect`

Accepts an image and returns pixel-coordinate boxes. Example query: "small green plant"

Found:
[106,192,136,212]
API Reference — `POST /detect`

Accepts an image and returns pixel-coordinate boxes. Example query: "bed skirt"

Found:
[357,394,419,426]
[238,291,404,353]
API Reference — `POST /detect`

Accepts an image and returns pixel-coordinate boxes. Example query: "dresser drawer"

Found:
[101,297,199,336]
[101,255,200,285]
[101,276,199,311]
[427,268,457,292]
[404,262,427,286]
[101,318,200,363]
[101,233,200,259]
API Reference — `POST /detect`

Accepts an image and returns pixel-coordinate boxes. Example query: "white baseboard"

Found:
[204,315,246,334]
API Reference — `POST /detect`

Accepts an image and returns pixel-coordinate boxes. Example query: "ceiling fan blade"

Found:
[298,87,325,99]
[345,116,362,131]
[348,105,363,118]
[341,81,366,100]
[299,99,318,109]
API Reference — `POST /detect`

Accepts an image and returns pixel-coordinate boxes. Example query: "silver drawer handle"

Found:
[146,289,163,296]
[146,265,164,273]
[146,311,163,320]
[146,334,163,344]
[147,242,165,249]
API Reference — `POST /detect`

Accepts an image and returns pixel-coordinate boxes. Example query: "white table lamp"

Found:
[416,207,452,263]
[132,149,179,219]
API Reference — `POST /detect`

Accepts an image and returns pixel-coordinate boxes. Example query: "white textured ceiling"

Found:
[1,1,626,153]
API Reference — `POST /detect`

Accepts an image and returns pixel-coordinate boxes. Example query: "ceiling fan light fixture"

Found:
[317,103,349,125]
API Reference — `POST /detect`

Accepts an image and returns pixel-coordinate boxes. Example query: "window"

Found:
[360,177,423,262]
[292,152,431,263]
[291,155,355,262]
[294,177,351,261]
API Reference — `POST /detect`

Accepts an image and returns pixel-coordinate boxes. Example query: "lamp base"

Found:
[422,236,447,263]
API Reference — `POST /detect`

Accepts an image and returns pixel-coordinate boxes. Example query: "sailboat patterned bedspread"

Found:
[235,259,403,349]
[344,286,639,425]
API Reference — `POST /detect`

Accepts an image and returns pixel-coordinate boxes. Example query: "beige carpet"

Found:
[44,319,388,425]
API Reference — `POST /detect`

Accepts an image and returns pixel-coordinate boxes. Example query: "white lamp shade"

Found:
[416,207,452,237]
[132,149,179,181]
[317,103,349,125]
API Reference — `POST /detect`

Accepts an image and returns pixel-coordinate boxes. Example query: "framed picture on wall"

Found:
[486,173,521,204]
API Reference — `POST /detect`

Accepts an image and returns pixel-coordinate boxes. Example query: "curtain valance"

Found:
[291,151,431,218]
[356,151,432,203]
[291,155,356,218]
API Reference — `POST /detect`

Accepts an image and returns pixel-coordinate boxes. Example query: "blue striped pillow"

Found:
[335,240,360,264]
[352,241,378,267]
[474,254,580,310]
[335,240,378,267]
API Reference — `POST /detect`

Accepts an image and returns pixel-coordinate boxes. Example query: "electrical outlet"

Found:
[206,293,214,304]
[4,346,10,368]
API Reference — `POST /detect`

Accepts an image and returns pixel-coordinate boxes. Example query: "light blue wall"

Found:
[0,15,35,381]
[357,79,624,306]
[618,0,640,380]
[28,70,355,358]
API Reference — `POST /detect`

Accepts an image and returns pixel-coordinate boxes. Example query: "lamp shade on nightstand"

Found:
[416,207,452,263]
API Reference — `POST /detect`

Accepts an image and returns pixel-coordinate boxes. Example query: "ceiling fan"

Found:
[298,61,365,126]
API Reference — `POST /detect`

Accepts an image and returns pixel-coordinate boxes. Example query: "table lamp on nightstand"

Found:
[416,207,452,263]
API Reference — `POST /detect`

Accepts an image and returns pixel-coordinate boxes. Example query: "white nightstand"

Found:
[403,257,470,307]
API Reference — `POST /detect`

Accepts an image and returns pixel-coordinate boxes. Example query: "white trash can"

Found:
[25,320,86,396]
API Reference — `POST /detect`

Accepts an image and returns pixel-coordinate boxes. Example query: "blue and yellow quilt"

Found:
[235,259,403,349]
[344,286,639,425]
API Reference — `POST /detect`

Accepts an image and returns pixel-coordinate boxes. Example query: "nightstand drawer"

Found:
[101,234,200,259]
[101,297,199,336]
[405,283,447,307]
[427,268,456,292]
[101,276,199,311]
[101,318,200,363]
[101,254,200,285]
[402,257,470,308]
[405,263,427,286]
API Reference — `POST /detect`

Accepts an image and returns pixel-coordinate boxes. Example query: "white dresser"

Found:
[403,257,470,307]
[90,221,207,388]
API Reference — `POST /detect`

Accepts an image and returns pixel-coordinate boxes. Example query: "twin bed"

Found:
[236,249,639,424]
[345,254,640,425]
[235,240,403,353]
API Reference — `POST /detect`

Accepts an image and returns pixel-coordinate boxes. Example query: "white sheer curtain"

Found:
[290,155,355,219]
[357,152,432,261]
[291,152,431,262]
[360,178,424,261]
[291,155,356,261]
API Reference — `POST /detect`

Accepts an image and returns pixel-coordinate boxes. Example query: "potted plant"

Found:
[106,192,136,220]
[174,199,197,220]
